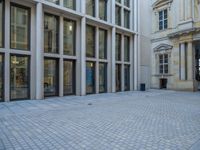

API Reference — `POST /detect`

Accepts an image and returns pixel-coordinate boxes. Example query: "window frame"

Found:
[158,9,168,31]
[10,3,31,51]
[159,54,169,74]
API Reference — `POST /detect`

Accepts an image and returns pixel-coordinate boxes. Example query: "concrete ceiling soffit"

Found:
[154,44,173,52]
[152,0,173,10]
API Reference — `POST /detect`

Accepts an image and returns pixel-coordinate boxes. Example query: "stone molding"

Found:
[153,43,173,52]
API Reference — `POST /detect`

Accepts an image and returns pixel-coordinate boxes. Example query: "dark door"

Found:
[160,79,167,89]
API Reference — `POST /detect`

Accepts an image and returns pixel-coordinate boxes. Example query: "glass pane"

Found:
[164,20,168,29]
[159,21,163,30]
[86,0,95,17]
[159,55,163,63]
[64,19,76,55]
[64,0,75,10]
[124,10,130,29]
[124,65,130,91]
[164,9,168,19]
[164,64,168,74]
[44,58,59,97]
[124,0,130,7]
[64,60,75,95]
[11,5,30,50]
[99,29,107,59]
[10,55,29,100]
[116,0,121,3]
[124,36,130,62]
[46,0,59,4]
[0,0,3,48]
[0,55,3,101]
[159,11,163,20]
[86,62,95,94]
[164,54,168,63]
[116,64,121,92]
[99,63,107,93]
[159,65,163,74]
[115,33,121,61]
[99,0,107,21]
[86,25,95,58]
[115,6,121,26]
[44,14,59,53]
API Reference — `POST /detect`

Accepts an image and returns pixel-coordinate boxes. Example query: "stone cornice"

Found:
[152,0,173,10]
[168,27,200,38]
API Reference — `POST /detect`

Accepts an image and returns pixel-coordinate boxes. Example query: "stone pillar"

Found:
[180,0,185,21]
[187,42,193,80]
[111,27,116,92]
[180,43,186,80]
[36,2,44,99]
[186,0,192,19]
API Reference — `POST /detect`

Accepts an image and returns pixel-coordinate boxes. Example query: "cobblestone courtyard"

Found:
[0,90,200,150]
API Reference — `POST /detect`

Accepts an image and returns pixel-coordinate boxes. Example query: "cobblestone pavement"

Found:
[0,90,200,150]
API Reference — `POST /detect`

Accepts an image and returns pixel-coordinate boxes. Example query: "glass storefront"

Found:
[86,62,95,94]
[10,55,30,100]
[64,60,75,95]
[0,0,3,48]
[99,63,107,93]
[99,29,107,59]
[64,19,76,56]
[10,4,30,50]
[44,58,59,97]
[44,13,59,54]
[86,25,95,58]
[116,64,121,92]
[124,65,130,91]
[0,54,3,101]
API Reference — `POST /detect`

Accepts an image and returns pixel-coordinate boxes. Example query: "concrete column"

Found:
[36,2,44,99]
[134,35,138,90]
[187,42,193,80]
[96,27,99,94]
[180,43,186,80]
[80,17,86,95]
[111,27,116,92]
[121,35,125,91]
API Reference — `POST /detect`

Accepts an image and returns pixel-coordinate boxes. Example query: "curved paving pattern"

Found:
[0,90,200,150]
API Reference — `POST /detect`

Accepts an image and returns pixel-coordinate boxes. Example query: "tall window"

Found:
[0,54,3,101]
[86,25,95,58]
[124,10,130,29]
[0,0,3,48]
[86,0,95,17]
[124,36,130,62]
[115,5,121,26]
[159,9,168,30]
[116,64,121,92]
[86,62,95,94]
[116,33,121,61]
[10,55,30,100]
[99,0,107,21]
[46,0,59,4]
[124,0,130,7]
[99,63,107,93]
[64,0,75,10]
[63,19,76,55]
[10,4,30,50]
[44,58,59,97]
[159,54,168,74]
[44,13,59,54]
[64,60,75,95]
[99,29,107,59]
[124,65,130,91]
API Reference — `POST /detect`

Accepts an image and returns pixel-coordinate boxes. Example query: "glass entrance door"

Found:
[86,62,95,94]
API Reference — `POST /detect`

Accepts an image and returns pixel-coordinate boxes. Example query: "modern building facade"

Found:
[0,0,140,102]
[151,0,200,91]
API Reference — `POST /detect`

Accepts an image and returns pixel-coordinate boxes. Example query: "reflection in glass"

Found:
[115,33,121,61]
[10,55,29,100]
[116,64,121,92]
[86,62,95,94]
[46,0,59,4]
[124,65,130,91]
[115,6,121,26]
[99,29,107,59]
[64,19,76,55]
[99,0,107,21]
[124,0,130,7]
[11,5,30,50]
[64,60,75,95]
[116,0,121,3]
[64,0,75,10]
[44,58,59,97]
[86,25,95,58]
[99,63,107,93]
[124,10,130,29]
[0,55,3,101]
[0,0,3,48]
[86,0,95,17]
[44,14,59,53]
[124,36,130,62]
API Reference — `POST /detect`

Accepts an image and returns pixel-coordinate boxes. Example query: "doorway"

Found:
[160,79,167,89]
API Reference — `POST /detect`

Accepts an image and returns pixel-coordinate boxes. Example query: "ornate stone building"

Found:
[151,0,200,91]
